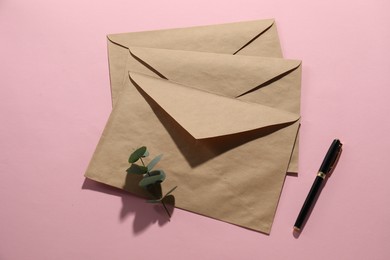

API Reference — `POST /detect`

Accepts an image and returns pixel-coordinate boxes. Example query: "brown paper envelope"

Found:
[85,48,301,233]
[129,72,299,138]
[107,19,282,104]
[126,47,301,114]
[106,19,299,173]
[116,46,300,173]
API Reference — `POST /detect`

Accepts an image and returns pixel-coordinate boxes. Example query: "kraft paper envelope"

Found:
[85,20,302,233]
[106,18,299,173]
[107,19,283,103]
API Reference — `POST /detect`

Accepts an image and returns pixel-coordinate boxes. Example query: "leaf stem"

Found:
[140,158,151,176]
[161,200,171,220]
[140,157,145,167]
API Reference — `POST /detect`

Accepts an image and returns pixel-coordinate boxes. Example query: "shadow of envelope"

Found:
[85,20,302,234]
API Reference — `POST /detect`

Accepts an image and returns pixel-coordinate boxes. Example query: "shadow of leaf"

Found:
[82,178,175,235]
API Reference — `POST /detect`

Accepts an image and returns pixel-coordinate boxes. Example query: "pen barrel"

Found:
[294,176,324,230]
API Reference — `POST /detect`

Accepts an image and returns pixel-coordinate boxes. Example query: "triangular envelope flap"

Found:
[130,72,299,139]
[108,19,275,55]
[129,47,301,98]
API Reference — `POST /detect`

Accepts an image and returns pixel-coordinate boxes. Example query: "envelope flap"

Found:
[130,72,299,139]
[108,19,277,55]
[129,47,301,98]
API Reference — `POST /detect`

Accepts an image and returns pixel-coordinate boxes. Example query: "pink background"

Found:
[1,0,389,259]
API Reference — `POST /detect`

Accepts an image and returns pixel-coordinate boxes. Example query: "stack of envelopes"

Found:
[85,19,302,234]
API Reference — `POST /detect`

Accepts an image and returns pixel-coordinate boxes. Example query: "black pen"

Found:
[293,139,343,232]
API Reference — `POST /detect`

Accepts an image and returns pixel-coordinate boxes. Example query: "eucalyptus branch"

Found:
[126,146,177,219]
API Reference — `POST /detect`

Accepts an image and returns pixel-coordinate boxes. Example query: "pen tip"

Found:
[293,226,301,232]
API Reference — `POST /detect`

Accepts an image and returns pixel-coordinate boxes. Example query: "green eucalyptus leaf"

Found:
[146,183,162,199]
[142,150,149,158]
[150,170,166,179]
[147,154,163,171]
[146,199,162,203]
[128,146,147,163]
[126,164,148,175]
[139,170,166,188]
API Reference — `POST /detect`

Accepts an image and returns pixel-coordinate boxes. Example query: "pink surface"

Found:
[1,0,389,259]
